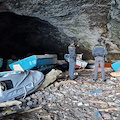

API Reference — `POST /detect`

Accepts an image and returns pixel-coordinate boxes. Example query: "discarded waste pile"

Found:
[0,54,57,103]
[1,65,120,120]
[1,54,120,120]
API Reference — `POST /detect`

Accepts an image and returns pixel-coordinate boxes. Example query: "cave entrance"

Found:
[0,12,68,70]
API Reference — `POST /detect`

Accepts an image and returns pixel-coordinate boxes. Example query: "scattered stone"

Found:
[102,113,111,120]
[2,69,120,120]
[27,101,33,106]
[84,103,89,106]
[24,106,31,111]
[107,80,116,84]
[41,100,47,105]
[25,97,31,101]
[19,99,26,103]
[110,77,117,81]
[78,102,83,106]
[31,94,38,99]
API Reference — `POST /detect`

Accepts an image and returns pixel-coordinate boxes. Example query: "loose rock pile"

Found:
[1,68,120,120]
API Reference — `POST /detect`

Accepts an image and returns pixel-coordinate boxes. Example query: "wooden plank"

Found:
[99,107,120,111]
[87,100,115,106]
[53,80,77,92]
[0,100,22,107]
[110,71,120,77]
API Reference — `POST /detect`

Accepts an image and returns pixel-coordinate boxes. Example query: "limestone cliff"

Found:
[0,0,120,60]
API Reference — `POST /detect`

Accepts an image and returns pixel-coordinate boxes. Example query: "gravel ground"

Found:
[1,68,120,120]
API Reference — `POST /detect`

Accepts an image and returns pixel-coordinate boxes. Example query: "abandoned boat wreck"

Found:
[9,54,58,74]
[0,70,44,103]
[0,54,58,103]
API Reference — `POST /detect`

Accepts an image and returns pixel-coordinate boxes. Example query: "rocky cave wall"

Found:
[0,0,120,61]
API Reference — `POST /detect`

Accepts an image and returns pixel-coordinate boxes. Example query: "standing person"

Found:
[92,38,108,82]
[68,39,77,80]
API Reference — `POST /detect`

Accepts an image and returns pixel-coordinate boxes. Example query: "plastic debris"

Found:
[89,90,102,94]
[94,111,103,120]
[107,80,116,84]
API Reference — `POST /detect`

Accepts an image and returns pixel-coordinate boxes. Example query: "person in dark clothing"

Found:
[92,38,108,82]
[68,40,77,80]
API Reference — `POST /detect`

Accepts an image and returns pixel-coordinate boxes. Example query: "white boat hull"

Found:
[64,54,88,69]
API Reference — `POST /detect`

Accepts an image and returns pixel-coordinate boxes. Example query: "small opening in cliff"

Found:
[0,12,67,61]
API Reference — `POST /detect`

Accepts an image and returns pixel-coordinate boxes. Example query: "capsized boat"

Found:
[9,55,37,71]
[64,54,88,69]
[0,70,44,103]
[9,54,57,73]
[35,54,57,74]
[36,54,57,67]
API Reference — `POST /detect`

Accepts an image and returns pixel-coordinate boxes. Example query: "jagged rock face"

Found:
[107,0,120,48]
[0,0,120,60]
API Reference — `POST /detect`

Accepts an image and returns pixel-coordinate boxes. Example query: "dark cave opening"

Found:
[0,12,68,61]
[0,12,94,71]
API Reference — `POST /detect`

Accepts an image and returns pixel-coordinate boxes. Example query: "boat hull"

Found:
[0,70,44,103]
[87,63,112,69]
[9,56,37,71]
[36,54,57,67]
[9,54,57,72]
[64,54,88,69]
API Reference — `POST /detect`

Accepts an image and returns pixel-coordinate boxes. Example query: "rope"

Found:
[23,86,27,99]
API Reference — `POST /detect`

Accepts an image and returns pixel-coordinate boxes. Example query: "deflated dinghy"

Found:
[0,70,44,103]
